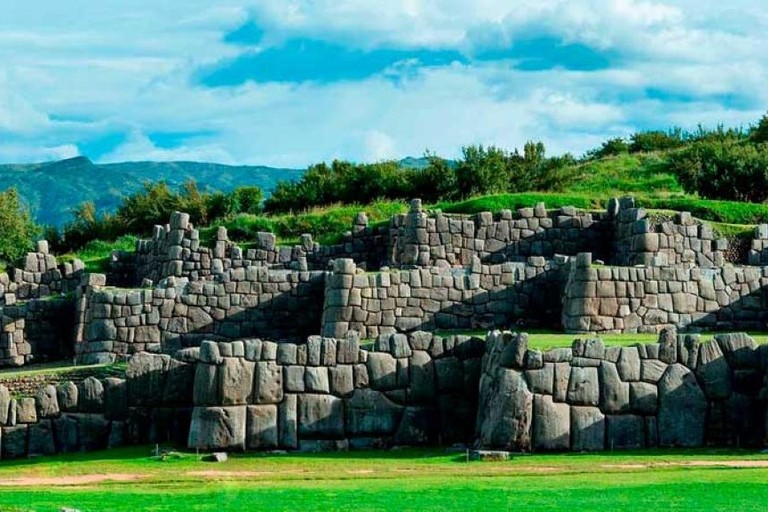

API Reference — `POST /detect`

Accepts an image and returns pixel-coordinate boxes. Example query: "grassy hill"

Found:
[0,156,304,227]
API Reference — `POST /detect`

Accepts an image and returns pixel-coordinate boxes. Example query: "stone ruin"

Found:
[2,195,768,458]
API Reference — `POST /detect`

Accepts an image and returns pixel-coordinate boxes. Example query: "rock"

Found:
[475,369,532,451]
[28,419,56,456]
[533,394,570,451]
[345,388,403,436]
[567,367,599,406]
[469,450,511,461]
[163,359,195,405]
[57,381,78,412]
[571,406,605,451]
[203,452,228,462]
[640,359,667,384]
[53,414,79,452]
[188,406,246,451]
[434,357,461,393]
[193,363,219,406]
[367,352,398,391]
[279,395,298,449]
[394,406,436,445]
[630,382,658,415]
[298,394,344,438]
[16,397,37,423]
[599,362,630,413]
[103,378,127,421]
[75,413,111,451]
[304,367,330,393]
[35,385,60,418]
[658,326,677,364]
[606,415,644,450]
[254,362,283,404]
[218,358,255,405]
[78,377,105,412]
[658,363,706,447]
[126,353,170,406]
[525,363,554,395]
[246,405,278,449]
[697,341,732,399]
[499,333,528,368]
[409,351,435,403]
[0,385,10,424]
[1,425,28,459]
[715,333,758,369]
[617,347,640,381]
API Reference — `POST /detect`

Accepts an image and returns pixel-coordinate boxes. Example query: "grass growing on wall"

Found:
[2,446,768,511]
[61,235,138,273]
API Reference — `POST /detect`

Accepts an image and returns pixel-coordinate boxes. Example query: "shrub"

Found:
[585,137,629,160]
[669,140,768,202]
[0,188,40,263]
[629,129,684,153]
[750,113,768,143]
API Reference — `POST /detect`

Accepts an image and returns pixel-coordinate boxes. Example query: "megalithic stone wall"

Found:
[475,328,768,452]
[185,331,485,451]
[320,257,568,340]
[562,253,768,334]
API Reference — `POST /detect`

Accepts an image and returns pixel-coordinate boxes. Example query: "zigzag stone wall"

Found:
[476,329,767,451]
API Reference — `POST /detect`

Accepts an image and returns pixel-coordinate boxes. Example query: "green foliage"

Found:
[585,137,629,160]
[750,112,768,143]
[60,236,138,273]
[0,187,40,263]
[629,129,685,153]
[669,140,768,202]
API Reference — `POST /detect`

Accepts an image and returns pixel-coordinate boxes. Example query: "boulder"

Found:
[57,381,79,412]
[658,326,678,364]
[658,363,706,447]
[533,394,570,451]
[16,397,37,423]
[78,377,105,413]
[188,406,246,451]
[475,369,532,451]
[571,406,605,451]
[499,333,528,368]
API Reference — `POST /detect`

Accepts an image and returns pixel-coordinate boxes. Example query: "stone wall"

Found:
[75,268,326,363]
[612,199,728,267]
[321,257,567,340]
[393,199,612,267]
[476,328,767,452]
[562,254,768,334]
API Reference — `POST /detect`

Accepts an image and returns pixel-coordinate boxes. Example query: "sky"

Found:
[0,0,766,167]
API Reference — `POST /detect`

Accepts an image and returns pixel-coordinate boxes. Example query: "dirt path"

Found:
[0,473,142,486]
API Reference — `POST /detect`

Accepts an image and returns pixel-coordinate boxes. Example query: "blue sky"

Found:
[0,0,766,167]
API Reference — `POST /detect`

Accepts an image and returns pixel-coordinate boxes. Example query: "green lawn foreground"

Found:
[1,446,768,511]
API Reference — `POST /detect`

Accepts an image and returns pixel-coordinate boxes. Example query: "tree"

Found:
[750,113,768,143]
[232,186,264,215]
[455,145,510,198]
[0,188,40,263]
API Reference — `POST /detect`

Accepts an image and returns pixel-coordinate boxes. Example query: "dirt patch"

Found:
[602,460,768,470]
[0,473,142,487]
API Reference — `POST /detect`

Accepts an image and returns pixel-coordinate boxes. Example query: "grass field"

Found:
[1,446,768,511]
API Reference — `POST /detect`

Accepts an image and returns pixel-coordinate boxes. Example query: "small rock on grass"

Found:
[203,452,228,463]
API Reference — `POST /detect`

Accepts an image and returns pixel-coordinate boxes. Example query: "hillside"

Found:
[0,156,304,226]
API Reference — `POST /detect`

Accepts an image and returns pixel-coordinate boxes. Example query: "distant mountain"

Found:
[0,157,304,226]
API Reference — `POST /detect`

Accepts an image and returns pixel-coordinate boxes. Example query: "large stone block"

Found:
[409,350,435,403]
[571,406,605,451]
[367,352,398,391]
[246,405,278,449]
[697,341,732,399]
[254,362,284,404]
[1,425,28,459]
[78,377,104,413]
[658,363,706,447]
[57,381,78,412]
[28,419,56,456]
[218,357,255,405]
[566,367,599,406]
[193,363,219,406]
[35,385,59,419]
[606,414,644,450]
[279,394,298,449]
[630,382,658,415]
[617,347,641,382]
[188,406,246,451]
[599,362,630,414]
[533,394,570,451]
[298,394,344,438]
[345,388,404,436]
[475,369,532,451]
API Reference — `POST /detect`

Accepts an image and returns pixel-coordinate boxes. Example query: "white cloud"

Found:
[0,0,766,167]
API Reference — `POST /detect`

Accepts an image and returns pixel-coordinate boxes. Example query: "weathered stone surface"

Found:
[78,377,105,412]
[103,378,127,420]
[499,333,528,368]
[571,406,605,451]
[193,363,219,406]
[367,352,398,391]
[475,368,532,451]
[600,362,630,413]
[715,333,757,369]
[567,367,599,406]
[246,405,278,449]
[617,347,640,382]
[658,363,706,447]
[188,406,246,450]
[697,341,732,399]
[57,381,79,412]
[218,358,255,405]
[409,350,435,403]
[630,382,658,415]
[16,397,37,423]
[525,363,554,395]
[1,425,28,459]
[0,384,10,424]
[126,352,169,405]
[658,326,678,364]
[298,394,344,438]
[640,359,667,384]
[28,419,56,456]
[279,394,298,449]
[329,365,354,397]
[533,394,570,451]
[305,367,330,393]
[345,388,403,436]
[254,362,283,404]
[394,406,436,445]
[35,385,59,418]
[606,414,644,450]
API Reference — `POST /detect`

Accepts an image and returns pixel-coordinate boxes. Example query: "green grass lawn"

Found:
[1,446,768,511]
